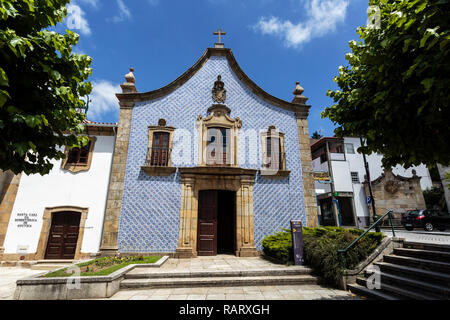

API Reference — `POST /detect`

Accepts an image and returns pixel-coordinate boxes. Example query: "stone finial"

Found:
[292,81,308,105]
[120,68,137,93]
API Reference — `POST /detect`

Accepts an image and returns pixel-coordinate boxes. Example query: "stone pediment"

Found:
[116,48,310,115]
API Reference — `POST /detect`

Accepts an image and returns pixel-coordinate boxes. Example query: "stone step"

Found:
[347,283,401,300]
[355,277,435,300]
[403,241,450,253]
[30,263,74,271]
[124,267,313,279]
[383,255,450,274]
[362,271,449,299]
[120,274,318,289]
[36,260,76,264]
[374,262,450,286]
[393,248,450,263]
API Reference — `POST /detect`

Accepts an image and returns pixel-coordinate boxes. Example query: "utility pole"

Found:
[360,136,380,232]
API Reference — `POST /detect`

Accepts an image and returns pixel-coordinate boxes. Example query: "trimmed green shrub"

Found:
[262,227,385,287]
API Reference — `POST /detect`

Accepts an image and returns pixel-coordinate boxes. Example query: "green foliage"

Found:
[423,186,445,209]
[0,0,93,175]
[311,130,323,139]
[322,0,450,169]
[262,227,385,287]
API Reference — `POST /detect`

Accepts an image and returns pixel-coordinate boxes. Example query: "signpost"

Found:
[290,220,304,266]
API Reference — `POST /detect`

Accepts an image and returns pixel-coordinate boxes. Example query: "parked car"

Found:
[401,209,450,231]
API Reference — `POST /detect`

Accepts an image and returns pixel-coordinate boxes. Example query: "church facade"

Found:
[99,45,318,258]
[0,43,318,262]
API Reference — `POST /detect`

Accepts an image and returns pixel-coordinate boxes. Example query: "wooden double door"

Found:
[45,211,81,260]
[197,190,236,256]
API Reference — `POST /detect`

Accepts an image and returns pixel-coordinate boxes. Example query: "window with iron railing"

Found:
[146,132,171,167]
[262,137,285,170]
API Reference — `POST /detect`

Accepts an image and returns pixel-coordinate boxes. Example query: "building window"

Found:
[260,126,287,174]
[197,105,241,167]
[61,137,97,173]
[145,119,176,171]
[351,172,360,184]
[263,137,283,169]
[149,132,170,166]
[206,127,231,166]
[345,143,355,154]
[67,141,91,165]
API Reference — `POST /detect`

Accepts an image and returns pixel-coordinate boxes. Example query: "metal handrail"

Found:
[337,210,395,255]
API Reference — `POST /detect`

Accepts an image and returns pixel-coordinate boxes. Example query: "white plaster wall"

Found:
[3,135,114,255]
[331,161,353,192]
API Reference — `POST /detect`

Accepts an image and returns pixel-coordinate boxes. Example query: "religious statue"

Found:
[212,75,226,103]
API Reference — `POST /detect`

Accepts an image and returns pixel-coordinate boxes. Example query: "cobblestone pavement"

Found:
[383,229,450,244]
[108,285,362,300]
[0,267,43,300]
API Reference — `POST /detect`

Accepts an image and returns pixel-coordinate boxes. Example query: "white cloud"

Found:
[112,0,132,23]
[253,0,349,48]
[78,0,99,8]
[87,80,121,119]
[66,3,91,35]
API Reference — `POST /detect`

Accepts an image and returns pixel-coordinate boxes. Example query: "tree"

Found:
[322,0,450,169]
[423,186,445,209]
[311,131,323,139]
[0,0,92,175]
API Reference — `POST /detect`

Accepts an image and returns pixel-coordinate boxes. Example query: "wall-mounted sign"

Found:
[313,171,330,181]
[14,213,38,228]
[290,220,304,266]
[17,245,29,254]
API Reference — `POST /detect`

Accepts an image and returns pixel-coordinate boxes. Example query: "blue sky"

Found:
[59,0,370,137]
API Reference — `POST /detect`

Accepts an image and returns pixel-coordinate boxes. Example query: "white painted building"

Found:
[311,137,433,228]
[1,122,116,260]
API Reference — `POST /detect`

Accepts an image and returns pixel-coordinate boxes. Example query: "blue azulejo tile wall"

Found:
[117,55,306,253]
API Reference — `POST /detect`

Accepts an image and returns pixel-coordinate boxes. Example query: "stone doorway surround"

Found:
[35,206,89,261]
[176,167,258,258]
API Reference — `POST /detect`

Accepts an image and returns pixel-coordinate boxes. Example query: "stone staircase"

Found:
[120,267,318,290]
[348,241,450,300]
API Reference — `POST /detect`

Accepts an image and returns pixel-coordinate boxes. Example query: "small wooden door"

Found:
[45,212,81,260]
[197,190,218,256]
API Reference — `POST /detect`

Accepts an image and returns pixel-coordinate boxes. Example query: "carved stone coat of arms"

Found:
[212,75,226,103]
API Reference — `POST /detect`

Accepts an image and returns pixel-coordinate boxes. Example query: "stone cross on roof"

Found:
[213,28,226,48]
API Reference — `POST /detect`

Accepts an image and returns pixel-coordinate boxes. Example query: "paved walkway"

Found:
[0,267,43,300]
[129,255,298,274]
[383,229,450,244]
[108,255,361,300]
[110,284,362,300]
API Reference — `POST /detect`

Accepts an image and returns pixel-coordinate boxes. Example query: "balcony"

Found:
[141,147,176,176]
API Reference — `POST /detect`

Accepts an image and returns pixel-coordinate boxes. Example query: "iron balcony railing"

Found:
[262,152,286,170]
[145,147,171,167]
